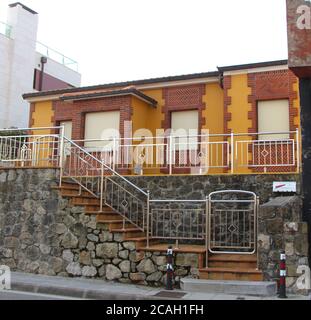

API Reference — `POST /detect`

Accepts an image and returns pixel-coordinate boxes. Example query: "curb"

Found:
[10,275,173,300]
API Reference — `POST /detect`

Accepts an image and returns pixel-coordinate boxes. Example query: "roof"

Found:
[23,70,219,100]
[22,59,288,100]
[9,2,38,14]
[60,88,158,106]
[217,59,288,72]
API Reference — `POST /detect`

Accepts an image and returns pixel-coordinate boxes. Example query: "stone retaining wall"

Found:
[0,169,309,293]
[258,196,309,294]
[0,169,198,287]
[122,174,301,203]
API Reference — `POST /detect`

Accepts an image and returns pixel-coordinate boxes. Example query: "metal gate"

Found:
[207,190,258,255]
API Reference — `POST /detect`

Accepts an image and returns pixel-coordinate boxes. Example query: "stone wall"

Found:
[0,169,309,292]
[0,168,198,286]
[258,196,309,294]
[121,174,301,203]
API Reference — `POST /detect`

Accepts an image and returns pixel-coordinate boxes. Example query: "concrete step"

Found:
[180,278,277,297]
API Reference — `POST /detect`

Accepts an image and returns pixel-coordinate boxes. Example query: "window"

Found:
[60,121,72,140]
[84,111,120,149]
[171,110,199,150]
[258,100,289,140]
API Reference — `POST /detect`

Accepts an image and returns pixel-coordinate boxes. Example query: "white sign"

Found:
[273,182,297,193]
[0,265,11,290]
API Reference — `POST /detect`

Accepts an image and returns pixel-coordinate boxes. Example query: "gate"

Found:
[207,190,258,255]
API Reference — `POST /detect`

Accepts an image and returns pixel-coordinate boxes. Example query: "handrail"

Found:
[0,21,12,38]
[36,41,78,71]
[63,137,148,197]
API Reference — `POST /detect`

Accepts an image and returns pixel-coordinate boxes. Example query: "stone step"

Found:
[199,267,263,281]
[180,278,277,297]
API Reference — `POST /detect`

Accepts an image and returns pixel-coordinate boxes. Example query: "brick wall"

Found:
[161,84,206,174]
[247,69,299,173]
[53,96,132,141]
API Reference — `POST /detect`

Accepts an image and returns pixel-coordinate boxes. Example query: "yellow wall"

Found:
[140,89,165,136]
[202,82,225,174]
[31,101,54,134]
[203,82,224,134]
[227,74,252,173]
[131,97,148,134]
[30,101,55,167]
[131,94,164,174]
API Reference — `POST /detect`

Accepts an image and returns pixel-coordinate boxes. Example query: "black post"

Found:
[278,250,287,299]
[39,56,47,91]
[166,245,174,290]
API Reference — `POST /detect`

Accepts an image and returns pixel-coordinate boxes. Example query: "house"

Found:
[23,59,300,176]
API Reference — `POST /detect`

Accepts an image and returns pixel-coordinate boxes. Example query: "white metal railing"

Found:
[149,199,206,242]
[0,127,300,174]
[0,21,12,38]
[0,127,63,168]
[36,42,78,71]
[73,129,300,174]
[235,131,298,171]
[61,137,149,234]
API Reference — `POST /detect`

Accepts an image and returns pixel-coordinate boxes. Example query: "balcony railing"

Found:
[0,21,12,38]
[73,129,301,175]
[0,127,301,175]
[36,41,78,71]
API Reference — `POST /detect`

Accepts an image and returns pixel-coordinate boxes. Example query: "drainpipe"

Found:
[217,67,224,89]
[39,56,47,91]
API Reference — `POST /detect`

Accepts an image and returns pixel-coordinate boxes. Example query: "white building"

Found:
[0,2,81,129]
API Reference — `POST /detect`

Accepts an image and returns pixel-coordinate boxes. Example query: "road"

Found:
[0,290,83,300]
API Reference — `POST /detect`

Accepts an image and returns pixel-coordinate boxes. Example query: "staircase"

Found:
[54,181,156,249]
[55,181,263,281]
[57,137,264,282]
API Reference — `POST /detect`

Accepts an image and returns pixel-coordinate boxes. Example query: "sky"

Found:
[0,0,288,86]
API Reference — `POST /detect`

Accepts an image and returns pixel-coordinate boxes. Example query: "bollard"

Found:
[278,250,287,299]
[166,245,174,290]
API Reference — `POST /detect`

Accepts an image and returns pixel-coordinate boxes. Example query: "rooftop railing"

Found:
[36,41,79,72]
[0,21,12,38]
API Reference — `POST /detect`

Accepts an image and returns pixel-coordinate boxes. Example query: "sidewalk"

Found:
[9,272,310,300]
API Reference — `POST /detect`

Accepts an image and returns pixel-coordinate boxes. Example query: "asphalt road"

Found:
[0,290,82,300]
